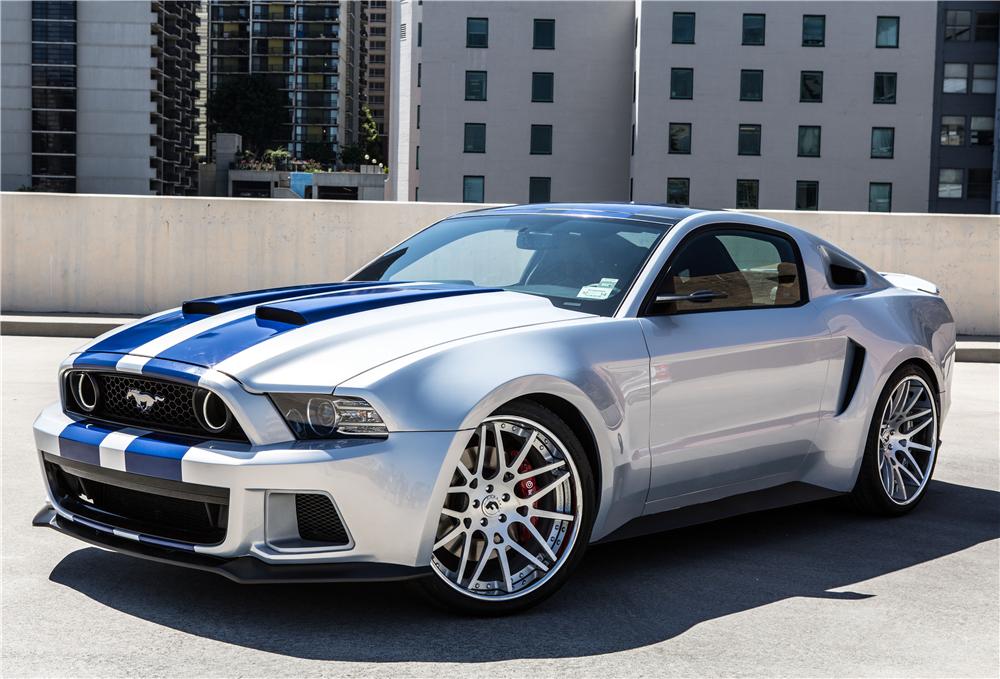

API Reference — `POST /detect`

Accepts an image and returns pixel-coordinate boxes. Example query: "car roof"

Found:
[452,202,708,226]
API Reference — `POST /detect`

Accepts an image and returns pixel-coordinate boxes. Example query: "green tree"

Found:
[359,105,381,160]
[208,76,287,155]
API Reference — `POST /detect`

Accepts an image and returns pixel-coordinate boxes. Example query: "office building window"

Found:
[945,10,972,41]
[973,64,997,93]
[32,133,75,154]
[530,124,552,154]
[32,66,75,87]
[414,187,419,201]
[938,169,963,198]
[869,183,892,212]
[800,71,823,102]
[669,122,691,154]
[631,123,635,155]
[796,181,819,210]
[32,43,75,65]
[798,126,821,157]
[968,168,992,199]
[871,127,894,158]
[417,63,422,87]
[31,155,75,176]
[529,176,551,203]
[736,179,759,208]
[463,175,485,203]
[464,123,486,153]
[944,63,968,92]
[975,11,998,41]
[971,116,994,146]
[876,16,899,47]
[417,22,422,46]
[740,69,763,101]
[673,12,695,43]
[531,72,554,102]
[31,21,75,42]
[738,124,761,155]
[31,89,75,110]
[466,18,488,48]
[671,68,693,99]
[667,178,690,205]
[802,15,825,46]
[32,110,75,132]
[743,14,765,45]
[874,72,897,103]
[533,19,555,49]
[416,104,420,129]
[465,70,487,100]
[940,115,965,145]
[415,145,419,170]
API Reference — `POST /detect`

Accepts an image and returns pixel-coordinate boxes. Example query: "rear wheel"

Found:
[850,365,939,515]
[420,400,594,614]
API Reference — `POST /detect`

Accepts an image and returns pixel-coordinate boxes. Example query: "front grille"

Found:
[44,455,229,545]
[295,493,350,545]
[67,372,248,442]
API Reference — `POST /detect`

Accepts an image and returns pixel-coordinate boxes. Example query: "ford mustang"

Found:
[32,203,955,613]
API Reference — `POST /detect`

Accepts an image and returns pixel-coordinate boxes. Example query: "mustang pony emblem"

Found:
[126,388,164,413]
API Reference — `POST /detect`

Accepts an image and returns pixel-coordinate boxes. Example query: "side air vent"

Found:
[837,340,867,416]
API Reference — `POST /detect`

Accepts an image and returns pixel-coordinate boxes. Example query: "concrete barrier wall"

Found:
[2,192,998,334]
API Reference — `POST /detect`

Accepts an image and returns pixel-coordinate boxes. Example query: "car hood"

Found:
[74,282,592,392]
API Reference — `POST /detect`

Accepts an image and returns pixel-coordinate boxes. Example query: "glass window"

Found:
[533,19,555,49]
[938,169,963,198]
[973,64,997,93]
[464,123,485,153]
[463,175,485,202]
[940,116,965,145]
[32,154,75,176]
[968,168,991,199]
[416,104,420,129]
[874,72,897,104]
[876,16,899,47]
[669,122,691,154]
[417,62,421,87]
[740,69,763,101]
[32,132,75,154]
[31,110,75,132]
[798,126,821,157]
[530,124,552,154]
[738,124,761,155]
[671,68,693,99]
[31,65,75,87]
[673,12,695,44]
[800,71,823,102]
[736,179,759,209]
[31,88,75,110]
[945,10,972,41]
[466,18,488,48]
[667,178,690,206]
[531,72,554,102]
[32,176,75,192]
[415,145,420,170]
[529,176,551,203]
[871,127,894,158]
[975,11,998,41]
[417,22,422,47]
[742,14,765,45]
[971,116,994,146]
[944,63,968,93]
[31,43,75,65]
[465,70,487,100]
[869,183,892,212]
[658,229,804,312]
[353,214,669,316]
[802,15,825,46]
[31,21,75,42]
[796,181,819,210]
[32,2,74,20]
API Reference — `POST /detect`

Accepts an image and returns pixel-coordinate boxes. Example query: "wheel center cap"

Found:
[481,494,502,517]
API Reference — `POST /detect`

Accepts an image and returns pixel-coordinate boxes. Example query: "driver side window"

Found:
[658,228,804,312]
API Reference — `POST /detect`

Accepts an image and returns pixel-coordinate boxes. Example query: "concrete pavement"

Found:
[2,336,998,677]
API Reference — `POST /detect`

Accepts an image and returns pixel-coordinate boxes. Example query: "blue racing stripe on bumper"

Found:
[123,433,204,481]
[58,421,120,466]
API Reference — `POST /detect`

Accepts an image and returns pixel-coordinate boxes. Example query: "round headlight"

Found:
[193,389,231,433]
[70,371,100,412]
[307,397,339,437]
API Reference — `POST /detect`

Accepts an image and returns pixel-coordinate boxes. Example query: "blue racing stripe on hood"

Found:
[85,309,205,355]
[154,315,296,367]
[181,281,400,315]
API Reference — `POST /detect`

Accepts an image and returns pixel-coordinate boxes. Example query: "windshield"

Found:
[351,214,669,316]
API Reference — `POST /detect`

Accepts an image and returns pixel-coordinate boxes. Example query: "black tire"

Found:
[417,399,596,615]
[849,364,939,516]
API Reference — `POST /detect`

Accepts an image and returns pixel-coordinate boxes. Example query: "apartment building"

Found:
[1,0,202,194]
[364,0,391,160]
[205,0,364,161]
[393,1,1000,213]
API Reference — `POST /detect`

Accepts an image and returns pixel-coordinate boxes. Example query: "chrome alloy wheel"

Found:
[877,375,938,505]
[430,416,584,601]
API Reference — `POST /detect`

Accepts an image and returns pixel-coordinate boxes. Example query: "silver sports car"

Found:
[32,203,955,613]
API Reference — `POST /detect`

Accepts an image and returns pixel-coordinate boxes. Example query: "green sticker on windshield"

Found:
[577,278,618,300]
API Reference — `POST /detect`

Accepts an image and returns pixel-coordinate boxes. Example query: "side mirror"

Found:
[653,289,728,307]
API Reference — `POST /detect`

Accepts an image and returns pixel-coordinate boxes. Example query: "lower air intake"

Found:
[295,493,350,545]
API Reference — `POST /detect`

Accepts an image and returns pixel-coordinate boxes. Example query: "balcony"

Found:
[210,6,248,21]
[252,56,292,73]
[297,92,338,108]
[211,24,249,39]
[298,6,339,21]
[252,22,293,38]
[253,4,294,20]
[295,108,338,125]
[252,39,292,55]
[296,74,338,91]
[298,40,337,56]
[297,23,338,39]
[213,41,250,56]
[297,57,338,74]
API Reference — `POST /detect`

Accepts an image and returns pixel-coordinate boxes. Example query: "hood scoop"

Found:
[181,282,398,316]
[255,284,500,326]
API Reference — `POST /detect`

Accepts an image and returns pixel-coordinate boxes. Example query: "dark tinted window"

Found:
[32,21,75,42]
[31,88,75,109]
[800,71,823,102]
[463,176,484,203]
[33,2,74,20]
[32,110,75,132]
[32,132,75,154]
[740,69,763,101]
[876,16,899,47]
[736,179,759,208]
[669,123,691,154]
[531,72,554,102]
[32,154,75,176]
[871,127,894,158]
[802,15,825,46]
[798,126,821,157]
[533,19,555,49]
[530,124,552,154]
[796,181,819,210]
[464,123,486,153]
[673,12,695,43]
[667,178,689,205]
[976,11,998,41]
[464,70,486,100]
[968,168,992,199]
[874,72,896,103]
[670,68,693,99]
[32,66,75,87]
[529,177,551,203]
[32,43,75,65]
[466,18,488,48]
[743,14,765,45]
[738,124,761,155]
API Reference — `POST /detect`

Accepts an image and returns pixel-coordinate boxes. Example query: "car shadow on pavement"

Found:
[49,480,998,662]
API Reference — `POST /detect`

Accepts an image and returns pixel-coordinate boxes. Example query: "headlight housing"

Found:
[270,394,388,439]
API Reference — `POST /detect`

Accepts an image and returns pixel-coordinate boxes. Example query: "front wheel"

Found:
[419,400,595,614]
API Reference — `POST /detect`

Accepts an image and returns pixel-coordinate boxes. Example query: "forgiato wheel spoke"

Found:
[514,459,566,482]
[898,408,932,424]
[876,376,937,506]
[468,543,494,588]
[906,417,933,437]
[455,533,473,585]
[434,525,465,551]
[497,545,514,593]
[530,508,575,522]
[508,430,536,471]
[897,461,922,485]
[508,539,550,572]
[519,519,558,562]
[517,472,570,506]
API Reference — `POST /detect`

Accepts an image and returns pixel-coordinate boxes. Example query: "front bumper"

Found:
[33,402,465,576]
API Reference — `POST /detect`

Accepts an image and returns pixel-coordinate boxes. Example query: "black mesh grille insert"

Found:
[68,372,247,442]
[295,493,349,545]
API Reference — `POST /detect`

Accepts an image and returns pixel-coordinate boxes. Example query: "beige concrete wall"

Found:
[2,193,997,334]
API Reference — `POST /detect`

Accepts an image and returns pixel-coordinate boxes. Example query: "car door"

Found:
[639,225,837,511]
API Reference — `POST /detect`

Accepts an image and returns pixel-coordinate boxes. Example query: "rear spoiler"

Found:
[880,272,940,295]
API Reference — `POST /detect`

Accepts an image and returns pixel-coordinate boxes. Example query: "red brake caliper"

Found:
[515,458,539,542]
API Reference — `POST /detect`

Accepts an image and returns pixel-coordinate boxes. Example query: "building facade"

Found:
[364,0,390,161]
[393,0,1000,213]
[1,0,201,195]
